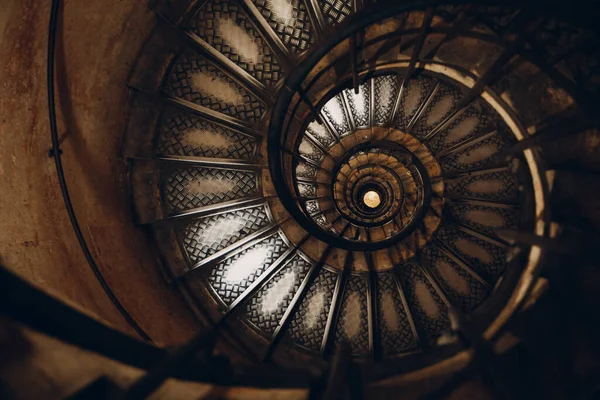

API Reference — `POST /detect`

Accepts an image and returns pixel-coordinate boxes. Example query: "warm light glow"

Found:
[267,0,294,25]
[224,246,269,283]
[343,292,362,339]
[305,290,326,330]
[216,18,260,64]
[363,190,381,208]
[260,270,296,315]
[197,217,246,247]
[323,97,345,125]
[350,87,366,115]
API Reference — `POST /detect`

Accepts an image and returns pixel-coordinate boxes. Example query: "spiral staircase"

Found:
[31,0,598,396]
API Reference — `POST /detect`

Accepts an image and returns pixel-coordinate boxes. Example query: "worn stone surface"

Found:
[0,0,200,344]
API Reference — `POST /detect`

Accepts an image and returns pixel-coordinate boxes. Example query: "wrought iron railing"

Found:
[46,0,151,342]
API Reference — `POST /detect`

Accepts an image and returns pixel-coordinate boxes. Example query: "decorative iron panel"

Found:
[444,202,519,239]
[377,273,418,356]
[440,131,509,172]
[299,136,325,162]
[297,183,317,197]
[319,0,353,26]
[445,170,519,203]
[427,101,495,155]
[397,262,450,344]
[374,75,401,125]
[305,200,320,215]
[435,225,507,282]
[208,232,290,306]
[182,205,271,263]
[306,121,336,148]
[344,81,370,128]
[187,0,283,86]
[333,274,370,355]
[322,95,351,137]
[287,267,338,352]
[163,52,266,122]
[156,110,257,159]
[421,245,489,311]
[312,213,331,229]
[394,75,436,131]
[245,253,314,336]
[163,167,259,213]
[251,0,315,53]
[295,161,318,179]
[410,83,463,140]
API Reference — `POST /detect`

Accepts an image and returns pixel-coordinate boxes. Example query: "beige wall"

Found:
[0,0,200,345]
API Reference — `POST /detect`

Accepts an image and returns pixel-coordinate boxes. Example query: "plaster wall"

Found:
[0,0,200,345]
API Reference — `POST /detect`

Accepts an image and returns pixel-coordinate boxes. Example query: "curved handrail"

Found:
[47,0,151,342]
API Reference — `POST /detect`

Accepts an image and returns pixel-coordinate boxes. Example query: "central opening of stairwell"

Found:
[363,190,381,209]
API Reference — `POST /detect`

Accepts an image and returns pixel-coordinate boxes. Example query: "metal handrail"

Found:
[47,0,151,342]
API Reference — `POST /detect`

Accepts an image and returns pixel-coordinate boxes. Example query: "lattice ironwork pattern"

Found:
[287,268,338,352]
[313,213,331,229]
[298,183,317,197]
[164,53,265,122]
[374,75,401,125]
[394,76,436,131]
[427,100,495,155]
[397,262,450,344]
[305,200,320,215]
[245,253,314,336]
[435,225,507,282]
[344,81,370,128]
[444,202,519,239]
[251,0,315,53]
[319,0,353,26]
[299,136,325,162]
[410,84,463,140]
[156,110,257,160]
[295,161,318,179]
[421,245,489,311]
[182,205,271,263]
[377,273,418,355]
[440,131,509,172]
[208,232,289,306]
[307,121,336,148]
[187,0,283,86]
[333,274,370,355]
[163,167,259,213]
[163,52,266,122]
[322,95,351,136]
[445,170,519,203]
